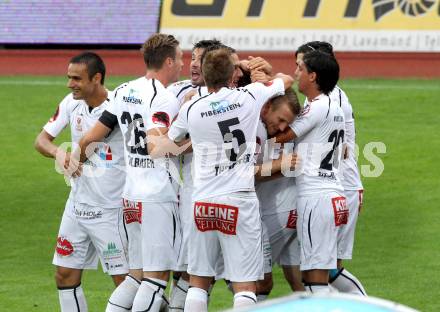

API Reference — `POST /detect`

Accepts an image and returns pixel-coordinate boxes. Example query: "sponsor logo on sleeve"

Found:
[332,196,348,226]
[152,112,171,127]
[194,202,239,235]
[286,209,298,229]
[49,105,60,122]
[56,237,74,256]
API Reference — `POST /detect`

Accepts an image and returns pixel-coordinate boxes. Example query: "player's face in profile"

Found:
[295,59,309,94]
[190,48,205,86]
[67,63,93,100]
[231,53,243,88]
[262,101,295,136]
[170,46,184,84]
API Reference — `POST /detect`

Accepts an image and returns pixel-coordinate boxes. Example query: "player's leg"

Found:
[132,202,181,312]
[106,199,143,312]
[282,265,304,291]
[297,194,339,293]
[255,223,273,301]
[169,188,192,310]
[220,193,262,308]
[186,200,221,311]
[331,189,367,295]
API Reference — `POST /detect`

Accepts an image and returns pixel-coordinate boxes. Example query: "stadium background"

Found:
[1,0,439,311]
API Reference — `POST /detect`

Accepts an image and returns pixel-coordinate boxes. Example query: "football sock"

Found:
[106,275,140,311]
[185,287,208,312]
[132,278,167,312]
[233,291,257,308]
[58,283,88,312]
[169,277,189,310]
[329,268,367,296]
[304,282,331,293]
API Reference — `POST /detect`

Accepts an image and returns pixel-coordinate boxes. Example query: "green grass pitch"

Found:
[0,76,439,311]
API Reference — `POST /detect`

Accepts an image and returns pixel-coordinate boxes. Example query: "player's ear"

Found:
[92,72,102,84]
[309,71,317,83]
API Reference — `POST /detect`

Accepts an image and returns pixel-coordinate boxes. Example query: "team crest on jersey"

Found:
[264,80,274,86]
[332,196,348,226]
[56,237,74,256]
[152,112,170,127]
[75,117,83,131]
[286,209,298,229]
[123,199,142,224]
[97,144,112,161]
[194,202,238,235]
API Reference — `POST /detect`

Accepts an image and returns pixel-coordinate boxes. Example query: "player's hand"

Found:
[251,70,270,84]
[55,149,82,178]
[248,56,273,75]
[183,90,197,104]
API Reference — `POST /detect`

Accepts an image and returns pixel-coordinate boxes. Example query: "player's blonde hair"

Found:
[141,33,179,70]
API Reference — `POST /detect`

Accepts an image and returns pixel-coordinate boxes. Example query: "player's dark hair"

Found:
[237,70,251,87]
[193,39,222,51]
[202,48,234,89]
[303,50,339,95]
[141,33,180,70]
[296,41,335,58]
[271,88,301,116]
[70,52,106,84]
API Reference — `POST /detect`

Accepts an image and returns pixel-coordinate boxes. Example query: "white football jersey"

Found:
[43,92,125,208]
[291,93,345,196]
[168,79,285,201]
[255,119,298,216]
[100,77,179,203]
[167,80,205,191]
[329,86,363,191]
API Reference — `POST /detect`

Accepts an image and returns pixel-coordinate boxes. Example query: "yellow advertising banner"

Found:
[160,0,440,51]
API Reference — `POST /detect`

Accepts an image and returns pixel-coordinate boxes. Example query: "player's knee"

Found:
[111,274,127,286]
[257,274,273,294]
[55,267,81,287]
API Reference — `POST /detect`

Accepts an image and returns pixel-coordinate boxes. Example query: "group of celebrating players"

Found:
[35,33,366,312]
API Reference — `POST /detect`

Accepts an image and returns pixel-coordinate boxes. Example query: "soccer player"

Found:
[34,52,128,312]
[294,41,367,295]
[255,89,305,299]
[77,34,183,312]
[166,48,293,310]
[276,50,345,293]
[167,39,221,310]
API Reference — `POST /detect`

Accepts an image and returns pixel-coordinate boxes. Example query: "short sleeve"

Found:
[290,101,325,138]
[147,94,180,130]
[168,101,190,143]
[244,78,285,110]
[43,94,71,137]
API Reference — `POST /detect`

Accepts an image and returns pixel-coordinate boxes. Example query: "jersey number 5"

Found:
[120,112,148,155]
[320,129,344,170]
[218,118,246,162]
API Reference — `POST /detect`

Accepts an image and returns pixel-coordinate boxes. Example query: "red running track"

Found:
[1,50,439,78]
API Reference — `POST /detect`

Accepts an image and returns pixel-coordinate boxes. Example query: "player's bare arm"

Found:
[78,121,111,162]
[148,127,191,158]
[255,152,299,182]
[274,127,297,143]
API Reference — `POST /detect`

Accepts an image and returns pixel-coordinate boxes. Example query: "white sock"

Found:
[169,277,189,310]
[58,284,88,312]
[304,283,331,293]
[132,278,167,312]
[233,291,257,308]
[184,287,208,312]
[330,268,367,296]
[106,275,140,311]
